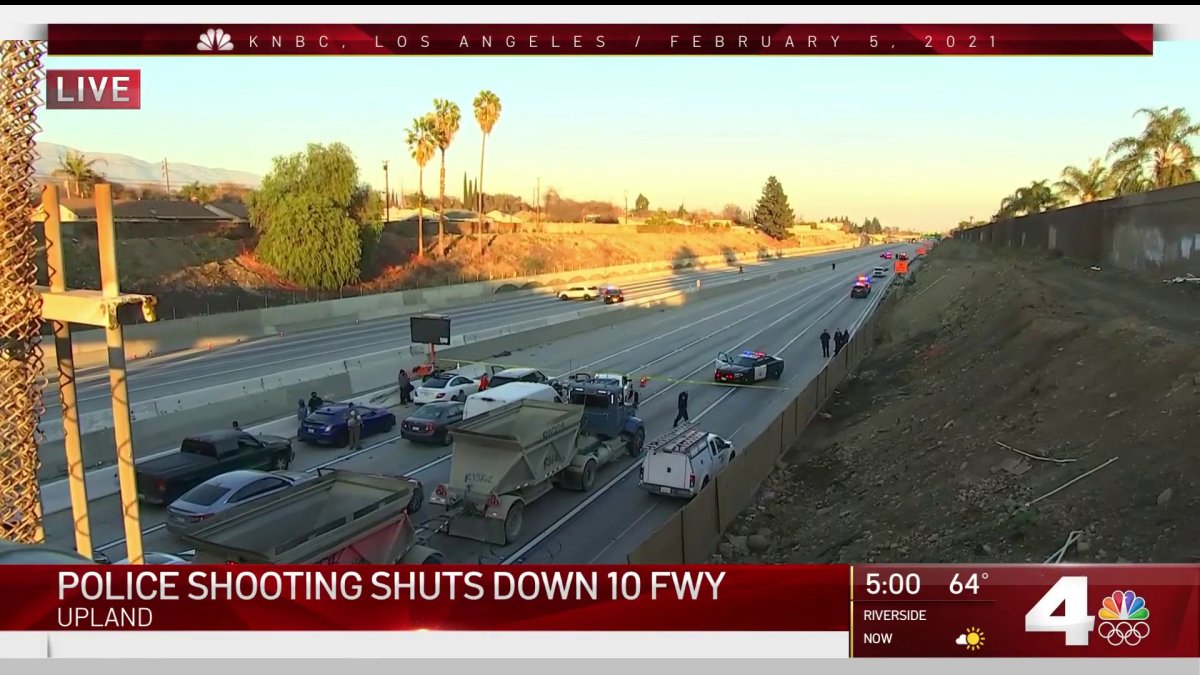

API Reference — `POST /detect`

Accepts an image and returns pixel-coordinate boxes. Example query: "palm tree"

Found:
[995,180,1064,219]
[1108,106,1200,194]
[404,116,437,259]
[1055,159,1113,204]
[52,150,105,198]
[472,90,502,253]
[429,99,462,257]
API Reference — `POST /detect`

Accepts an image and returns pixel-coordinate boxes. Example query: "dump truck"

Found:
[182,469,442,564]
[429,393,645,546]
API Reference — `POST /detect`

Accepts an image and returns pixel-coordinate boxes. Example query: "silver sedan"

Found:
[165,469,315,535]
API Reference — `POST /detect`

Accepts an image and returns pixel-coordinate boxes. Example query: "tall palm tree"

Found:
[404,116,437,259]
[472,90,502,253]
[52,150,105,198]
[1055,159,1113,204]
[1108,106,1200,193]
[429,99,461,257]
[995,180,1064,219]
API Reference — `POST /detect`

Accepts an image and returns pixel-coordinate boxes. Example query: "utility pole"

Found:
[382,160,391,223]
[624,190,628,225]
[161,158,170,195]
[536,177,541,226]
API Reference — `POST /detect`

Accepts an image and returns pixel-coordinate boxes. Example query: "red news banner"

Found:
[0,565,1196,657]
[46,24,1154,56]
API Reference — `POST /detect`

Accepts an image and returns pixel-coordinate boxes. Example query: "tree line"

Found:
[980,106,1199,225]
[48,150,250,202]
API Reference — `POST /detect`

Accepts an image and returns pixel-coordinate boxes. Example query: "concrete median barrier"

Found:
[715,453,757,532]
[681,484,721,564]
[42,242,859,371]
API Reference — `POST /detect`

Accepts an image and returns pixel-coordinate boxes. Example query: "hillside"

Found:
[46,226,857,320]
[718,241,1200,565]
[35,142,261,189]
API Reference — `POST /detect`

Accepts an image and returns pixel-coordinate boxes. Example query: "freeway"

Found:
[38,248,859,424]
[41,245,910,562]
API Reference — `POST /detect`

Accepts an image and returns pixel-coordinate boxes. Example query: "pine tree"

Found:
[752,176,795,239]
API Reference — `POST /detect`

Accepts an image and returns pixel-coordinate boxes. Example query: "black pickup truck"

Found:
[135,430,294,505]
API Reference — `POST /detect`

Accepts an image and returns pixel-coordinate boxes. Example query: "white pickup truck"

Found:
[637,424,735,498]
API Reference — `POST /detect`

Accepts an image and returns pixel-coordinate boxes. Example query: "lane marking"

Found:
[500,256,912,564]
[86,251,889,556]
[586,503,662,564]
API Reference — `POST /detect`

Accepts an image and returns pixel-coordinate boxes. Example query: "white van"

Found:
[638,424,735,498]
[462,382,561,419]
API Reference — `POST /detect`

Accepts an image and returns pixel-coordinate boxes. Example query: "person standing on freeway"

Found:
[834,330,846,356]
[673,390,690,428]
[398,369,412,405]
[347,408,363,450]
[296,399,308,423]
[819,329,832,358]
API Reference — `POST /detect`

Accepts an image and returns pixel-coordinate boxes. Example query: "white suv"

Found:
[558,285,599,301]
[872,266,888,278]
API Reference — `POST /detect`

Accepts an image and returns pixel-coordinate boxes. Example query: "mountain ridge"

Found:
[35,141,261,189]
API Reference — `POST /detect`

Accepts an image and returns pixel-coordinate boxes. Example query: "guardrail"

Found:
[626,263,920,563]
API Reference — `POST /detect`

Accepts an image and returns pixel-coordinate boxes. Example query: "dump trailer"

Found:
[430,397,644,546]
[183,469,442,564]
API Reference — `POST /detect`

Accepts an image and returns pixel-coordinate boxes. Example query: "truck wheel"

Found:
[580,460,597,492]
[626,428,645,457]
[504,501,525,544]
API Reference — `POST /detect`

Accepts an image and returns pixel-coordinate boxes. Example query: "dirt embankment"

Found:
[46,228,855,321]
[719,241,1200,564]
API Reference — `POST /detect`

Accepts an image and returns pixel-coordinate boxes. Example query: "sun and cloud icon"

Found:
[956,627,985,651]
[197,28,234,52]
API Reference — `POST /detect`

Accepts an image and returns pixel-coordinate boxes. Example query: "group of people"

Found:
[818,328,851,358]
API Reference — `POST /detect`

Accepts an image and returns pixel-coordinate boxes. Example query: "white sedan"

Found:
[558,285,600,301]
[413,372,480,405]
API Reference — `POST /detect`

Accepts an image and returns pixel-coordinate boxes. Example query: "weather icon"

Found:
[956,627,985,651]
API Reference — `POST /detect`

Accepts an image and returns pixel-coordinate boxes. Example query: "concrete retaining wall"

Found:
[43,242,856,371]
[954,182,1200,277]
[625,258,916,564]
[37,249,865,479]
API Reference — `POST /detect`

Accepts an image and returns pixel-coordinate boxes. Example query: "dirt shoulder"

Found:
[719,241,1200,564]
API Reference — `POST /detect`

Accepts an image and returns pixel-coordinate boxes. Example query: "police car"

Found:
[714,350,785,384]
[850,275,872,298]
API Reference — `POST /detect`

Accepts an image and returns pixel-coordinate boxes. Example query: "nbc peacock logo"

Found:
[197,28,234,52]
[1097,590,1150,646]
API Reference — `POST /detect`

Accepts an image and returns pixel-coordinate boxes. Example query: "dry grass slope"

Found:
[43,226,854,320]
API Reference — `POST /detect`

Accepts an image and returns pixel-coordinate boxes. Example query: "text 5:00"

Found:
[865,572,921,596]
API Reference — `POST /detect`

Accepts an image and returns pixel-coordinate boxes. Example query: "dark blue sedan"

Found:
[297,403,396,447]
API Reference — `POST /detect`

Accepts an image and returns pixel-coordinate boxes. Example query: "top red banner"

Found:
[46,24,1154,56]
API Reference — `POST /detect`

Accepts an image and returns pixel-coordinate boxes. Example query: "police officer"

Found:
[819,329,832,358]
[673,390,690,428]
[346,408,363,450]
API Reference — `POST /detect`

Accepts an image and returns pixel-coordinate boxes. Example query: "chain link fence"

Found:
[0,41,48,543]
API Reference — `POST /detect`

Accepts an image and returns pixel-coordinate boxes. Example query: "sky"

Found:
[40,44,1200,231]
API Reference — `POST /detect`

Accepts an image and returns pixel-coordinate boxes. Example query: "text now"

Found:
[46,69,141,109]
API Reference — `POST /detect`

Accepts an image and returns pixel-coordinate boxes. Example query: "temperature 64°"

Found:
[949,572,987,595]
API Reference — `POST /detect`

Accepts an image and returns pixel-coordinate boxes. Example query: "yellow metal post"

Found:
[42,185,92,558]
[94,184,144,564]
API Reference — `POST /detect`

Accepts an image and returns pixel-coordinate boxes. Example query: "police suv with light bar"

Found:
[714,350,785,384]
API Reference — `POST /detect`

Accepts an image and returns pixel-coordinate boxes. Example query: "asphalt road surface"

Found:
[43,245,912,563]
[39,249,866,424]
